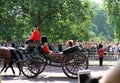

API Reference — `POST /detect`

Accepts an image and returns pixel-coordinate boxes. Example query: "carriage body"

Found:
[42,45,83,63]
[19,43,89,78]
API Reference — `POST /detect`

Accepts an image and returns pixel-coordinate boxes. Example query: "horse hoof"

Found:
[19,73,21,76]
[13,73,15,75]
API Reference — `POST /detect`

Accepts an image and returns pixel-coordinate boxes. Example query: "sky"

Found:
[92,0,103,4]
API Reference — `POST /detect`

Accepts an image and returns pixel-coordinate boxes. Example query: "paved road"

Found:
[0,64,113,83]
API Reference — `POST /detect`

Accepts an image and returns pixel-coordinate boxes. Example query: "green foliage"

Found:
[90,2,115,41]
[0,0,94,42]
[104,0,120,41]
[0,0,30,42]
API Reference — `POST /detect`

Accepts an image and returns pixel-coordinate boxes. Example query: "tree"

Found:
[0,0,94,42]
[87,2,115,41]
[104,0,120,41]
[25,0,94,42]
[0,0,30,42]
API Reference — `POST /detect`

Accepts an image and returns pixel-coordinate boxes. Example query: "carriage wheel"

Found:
[33,57,46,74]
[62,51,88,78]
[21,58,45,78]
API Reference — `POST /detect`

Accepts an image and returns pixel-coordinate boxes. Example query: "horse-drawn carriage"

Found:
[19,42,89,79]
[0,42,89,79]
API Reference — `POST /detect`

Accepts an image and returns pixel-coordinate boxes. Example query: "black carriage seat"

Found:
[38,45,45,54]
[28,41,40,48]
[63,45,83,54]
[27,41,41,52]
[19,41,40,51]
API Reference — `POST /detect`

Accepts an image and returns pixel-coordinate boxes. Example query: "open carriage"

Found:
[19,42,89,79]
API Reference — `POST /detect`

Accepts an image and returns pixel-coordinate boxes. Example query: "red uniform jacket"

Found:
[43,45,52,54]
[98,49,104,58]
[30,29,40,42]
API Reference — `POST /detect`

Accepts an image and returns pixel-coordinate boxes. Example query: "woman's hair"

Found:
[66,40,73,48]
[68,41,73,47]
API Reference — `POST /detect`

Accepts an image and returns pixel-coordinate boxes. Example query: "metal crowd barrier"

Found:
[84,51,120,60]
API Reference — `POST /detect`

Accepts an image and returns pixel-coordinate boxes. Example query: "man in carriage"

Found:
[41,36,74,55]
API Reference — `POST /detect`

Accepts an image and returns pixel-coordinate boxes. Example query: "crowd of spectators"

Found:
[0,41,120,55]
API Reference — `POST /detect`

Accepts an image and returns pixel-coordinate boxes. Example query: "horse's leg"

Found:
[12,50,22,75]
[8,61,15,75]
[10,65,15,75]
[10,60,21,76]
[0,64,7,73]
[18,65,21,76]
[4,65,10,72]
[16,62,21,75]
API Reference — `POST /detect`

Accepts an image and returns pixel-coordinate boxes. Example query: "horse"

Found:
[0,46,23,75]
